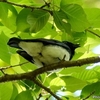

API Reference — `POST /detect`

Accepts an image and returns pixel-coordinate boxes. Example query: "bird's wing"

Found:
[17,50,44,67]
[7,37,71,52]
[20,38,71,50]
[17,50,34,63]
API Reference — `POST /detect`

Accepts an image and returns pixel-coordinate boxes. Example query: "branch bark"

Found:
[33,78,62,100]
[1,56,100,83]
[0,56,99,99]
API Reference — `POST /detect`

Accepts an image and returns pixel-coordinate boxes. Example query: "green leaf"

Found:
[71,31,87,45]
[0,82,13,100]
[27,9,50,33]
[72,69,98,82]
[10,54,20,65]
[9,0,34,5]
[0,2,17,31]
[60,4,90,32]
[51,0,61,8]
[15,90,33,100]
[16,8,31,32]
[10,84,18,100]
[60,66,86,76]
[44,73,57,86]
[0,32,12,64]
[32,22,57,38]
[50,77,66,91]
[85,30,100,48]
[81,82,100,99]
[60,0,83,5]
[61,76,86,92]
[85,8,100,28]
[18,55,37,72]
[53,11,71,33]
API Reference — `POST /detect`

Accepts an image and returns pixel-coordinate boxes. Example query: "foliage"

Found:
[0,0,100,100]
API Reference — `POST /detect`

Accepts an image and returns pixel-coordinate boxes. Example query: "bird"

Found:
[7,37,79,67]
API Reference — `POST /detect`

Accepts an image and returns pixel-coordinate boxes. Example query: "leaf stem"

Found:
[82,91,95,100]
[0,62,28,70]
[86,29,100,38]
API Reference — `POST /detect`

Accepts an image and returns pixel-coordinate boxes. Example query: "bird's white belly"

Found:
[19,42,70,67]
[38,45,70,65]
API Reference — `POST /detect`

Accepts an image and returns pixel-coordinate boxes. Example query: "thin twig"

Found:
[0,0,52,14]
[40,2,50,8]
[37,93,42,100]
[6,1,35,9]
[86,29,100,38]
[82,91,95,100]
[33,78,62,100]
[41,0,51,8]
[0,62,28,70]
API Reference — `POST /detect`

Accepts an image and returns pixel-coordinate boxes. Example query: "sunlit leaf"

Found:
[85,8,100,28]
[61,76,86,92]
[0,2,17,31]
[60,4,90,31]
[72,69,98,82]
[51,0,61,8]
[0,82,13,100]
[59,66,86,76]
[60,0,83,5]
[50,77,66,91]
[0,32,12,63]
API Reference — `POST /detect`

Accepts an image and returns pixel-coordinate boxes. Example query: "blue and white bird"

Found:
[7,37,79,67]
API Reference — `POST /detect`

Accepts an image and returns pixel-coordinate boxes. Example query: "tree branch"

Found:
[0,56,99,99]
[31,56,100,76]
[33,78,62,100]
[0,56,100,82]
[0,0,52,14]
